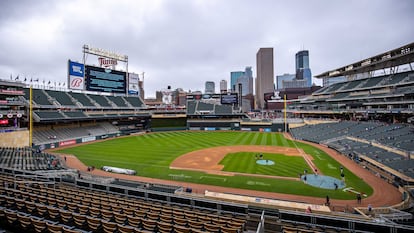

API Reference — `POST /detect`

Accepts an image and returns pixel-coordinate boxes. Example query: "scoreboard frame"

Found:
[220,93,238,105]
[85,65,127,94]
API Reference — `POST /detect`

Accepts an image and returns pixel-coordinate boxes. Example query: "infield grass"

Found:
[55,131,373,199]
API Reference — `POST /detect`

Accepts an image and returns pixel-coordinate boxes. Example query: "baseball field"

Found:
[55,131,373,200]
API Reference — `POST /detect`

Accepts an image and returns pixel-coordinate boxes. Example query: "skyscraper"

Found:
[295,50,312,87]
[276,73,295,89]
[236,67,254,96]
[204,81,215,94]
[230,71,245,91]
[256,48,274,109]
[220,80,228,93]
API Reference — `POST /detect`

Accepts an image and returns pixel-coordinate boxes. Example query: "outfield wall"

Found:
[34,132,122,151]
[187,120,288,132]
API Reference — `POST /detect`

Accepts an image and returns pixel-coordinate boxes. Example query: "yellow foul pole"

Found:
[284,94,287,133]
[29,86,33,147]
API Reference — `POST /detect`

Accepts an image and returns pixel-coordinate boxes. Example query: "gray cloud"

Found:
[0,0,413,97]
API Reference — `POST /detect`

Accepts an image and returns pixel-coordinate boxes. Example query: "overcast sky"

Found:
[0,0,413,98]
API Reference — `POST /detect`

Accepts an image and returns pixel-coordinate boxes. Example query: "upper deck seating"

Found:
[67,92,96,108]
[46,90,76,107]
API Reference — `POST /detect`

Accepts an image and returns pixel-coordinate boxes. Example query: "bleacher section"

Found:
[1,171,413,233]
[187,100,237,116]
[34,111,65,121]
[0,173,249,233]
[215,104,233,115]
[46,91,77,107]
[62,111,88,119]
[20,88,148,124]
[186,101,197,115]
[106,96,128,108]
[290,121,414,180]
[22,88,146,111]
[124,96,144,108]
[33,122,119,145]
[32,89,54,106]
[67,92,96,108]
[88,94,112,107]
[197,102,214,111]
[293,71,414,115]
[0,147,62,171]
[315,71,414,96]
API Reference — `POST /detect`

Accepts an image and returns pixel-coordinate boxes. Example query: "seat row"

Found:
[0,173,246,233]
[17,184,246,228]
[0,206,89,233]
[1,194,242,233]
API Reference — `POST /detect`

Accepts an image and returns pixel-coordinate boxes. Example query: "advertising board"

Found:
[68,60,85,90]
[128,72,139,95]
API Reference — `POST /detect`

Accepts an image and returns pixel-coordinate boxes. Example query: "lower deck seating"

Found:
[0,173,247,233]
[0,147,62,171]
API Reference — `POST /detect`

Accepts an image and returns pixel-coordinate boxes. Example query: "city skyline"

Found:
[0,0,413,98]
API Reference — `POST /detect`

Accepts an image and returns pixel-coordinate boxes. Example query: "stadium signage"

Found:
[59,140,76,146]
[68,60,85,90]
[128,72,139,95]
[83,45,128,62]
[0,89,24,95]
[82,136,96,143]
[98,57,118,68]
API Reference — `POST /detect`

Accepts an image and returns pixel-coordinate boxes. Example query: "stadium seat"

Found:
[101,220,117,233]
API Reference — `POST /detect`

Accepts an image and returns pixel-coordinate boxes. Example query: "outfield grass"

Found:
[220,152,311,177]
[55,131,373,199]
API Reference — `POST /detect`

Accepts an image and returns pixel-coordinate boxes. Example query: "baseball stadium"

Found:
[0,42,414,233]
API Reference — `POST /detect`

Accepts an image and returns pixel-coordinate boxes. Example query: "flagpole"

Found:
[29,86,33,147]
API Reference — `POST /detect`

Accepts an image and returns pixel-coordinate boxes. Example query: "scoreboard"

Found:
[220,93,238,105]
[85,65,126,93]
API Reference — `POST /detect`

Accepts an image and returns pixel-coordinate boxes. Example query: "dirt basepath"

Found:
[58,136,403,210]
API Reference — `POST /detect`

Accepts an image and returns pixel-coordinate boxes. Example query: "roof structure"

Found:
[315,42,414,79]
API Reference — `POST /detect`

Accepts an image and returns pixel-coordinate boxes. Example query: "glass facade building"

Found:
[295,50,312,87]
[230,71,245,91]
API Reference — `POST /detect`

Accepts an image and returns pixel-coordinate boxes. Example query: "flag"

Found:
[24,77,27,82]
[34,78,39,82]
[30,78,33,82]
[15,75,19,80]
[48,81,51,85]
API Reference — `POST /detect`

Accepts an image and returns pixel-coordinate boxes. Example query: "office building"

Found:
[256,48,274,109]
[220,80,228,93]
[230,71,245,91]
[236,67,254,96]
[205,81,215,94]
[295,50,312,87]
[276,73,295,90]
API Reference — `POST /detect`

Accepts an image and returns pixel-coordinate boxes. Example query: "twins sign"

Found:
[68,60,85,90]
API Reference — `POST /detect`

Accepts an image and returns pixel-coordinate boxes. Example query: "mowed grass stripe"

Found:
[55,131,373,199]
[220,152,311,177]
